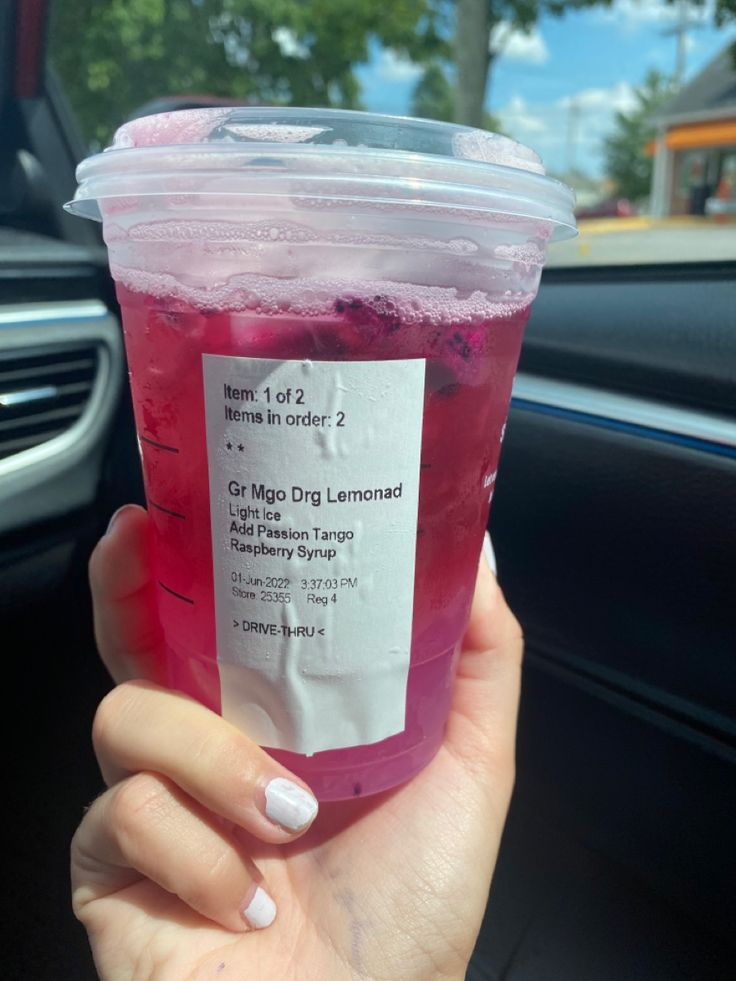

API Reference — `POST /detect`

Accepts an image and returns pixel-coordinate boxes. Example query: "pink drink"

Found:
[67,108,575,800]
[119,282,529,798]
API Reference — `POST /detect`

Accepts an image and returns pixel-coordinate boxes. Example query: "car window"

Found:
[49,0,736,266]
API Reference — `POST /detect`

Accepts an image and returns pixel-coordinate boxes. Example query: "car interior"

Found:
[2,3,735,978]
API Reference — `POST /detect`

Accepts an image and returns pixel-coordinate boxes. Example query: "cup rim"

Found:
[66,107,577,241]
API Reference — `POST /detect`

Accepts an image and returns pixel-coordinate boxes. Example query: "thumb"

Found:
[88,505,167,685]
[444,537,524,796]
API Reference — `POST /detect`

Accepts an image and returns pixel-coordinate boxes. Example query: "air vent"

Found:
[0,346,99,460]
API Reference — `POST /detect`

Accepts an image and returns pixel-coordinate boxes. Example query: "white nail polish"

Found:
[105,505,129,535]
[483,531,497,575]
[242,886,276,929]
[264,777,318,831]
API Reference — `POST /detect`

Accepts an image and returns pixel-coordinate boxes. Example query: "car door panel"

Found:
[473,267,736,976]
[494,408,736,722]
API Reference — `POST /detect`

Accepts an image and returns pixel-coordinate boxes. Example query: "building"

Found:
[650,45,736,217]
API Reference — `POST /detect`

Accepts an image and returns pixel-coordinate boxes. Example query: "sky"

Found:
[354,0,736,179]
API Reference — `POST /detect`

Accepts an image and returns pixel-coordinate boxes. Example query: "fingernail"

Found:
[264,777,318,832]
[483,531,497,575]
[242,885,276,929]
[105,505,129,536]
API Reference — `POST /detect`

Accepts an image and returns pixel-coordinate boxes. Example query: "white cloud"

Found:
[557,81,638,115]
[496,95,550,136]
[374,48,423,84]
[490,24,550,64]
[494,80,642,174]
[595,0,712,30]
[272,26,309,59]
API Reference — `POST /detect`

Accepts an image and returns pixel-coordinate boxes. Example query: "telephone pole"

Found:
[566,98,581,178]
[662,0,705,87]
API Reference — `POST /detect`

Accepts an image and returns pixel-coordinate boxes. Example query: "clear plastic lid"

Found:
[66,108,576,240]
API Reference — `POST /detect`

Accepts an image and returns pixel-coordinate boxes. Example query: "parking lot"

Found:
[548,217,736,266]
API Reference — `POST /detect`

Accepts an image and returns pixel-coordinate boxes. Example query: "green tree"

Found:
[412,62,455,123]
[51,0,736,148]
[49,0,445,146]
[604,69,677,202]
[411,60,503,132]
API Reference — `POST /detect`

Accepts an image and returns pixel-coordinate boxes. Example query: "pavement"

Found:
[548,216,736,267]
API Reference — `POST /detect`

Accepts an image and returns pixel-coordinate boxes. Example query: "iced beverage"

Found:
[67,108,575,800]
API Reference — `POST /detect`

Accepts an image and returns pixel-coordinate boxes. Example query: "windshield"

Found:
[49,0,736,267]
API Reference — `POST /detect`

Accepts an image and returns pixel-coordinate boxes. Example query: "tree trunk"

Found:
[453,0,493,127]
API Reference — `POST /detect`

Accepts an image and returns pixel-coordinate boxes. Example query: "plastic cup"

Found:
[67,108,575,800]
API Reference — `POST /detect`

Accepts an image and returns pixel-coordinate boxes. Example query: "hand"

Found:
[72,505,523,980]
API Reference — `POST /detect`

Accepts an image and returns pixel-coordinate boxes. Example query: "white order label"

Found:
[203,355,425,756]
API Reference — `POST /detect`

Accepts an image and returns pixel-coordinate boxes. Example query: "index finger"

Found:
[88,504,167,685]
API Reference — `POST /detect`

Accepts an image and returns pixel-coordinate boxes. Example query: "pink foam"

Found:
[110,108,232,149]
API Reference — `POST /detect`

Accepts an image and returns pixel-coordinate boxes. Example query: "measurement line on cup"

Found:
[150,500,186,520]
[140,434,180,454]
[420,462,432,469]
[157,580,194,604]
